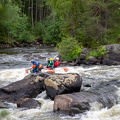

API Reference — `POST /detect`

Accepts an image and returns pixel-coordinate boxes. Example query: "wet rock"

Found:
[102,58,119,65]
[0,74,46,102]
[83,84,91,87]
[44,73,82,100]
[0,100,17,108]
[87,56,97,65]
[16,98,40,109]
[54,80,120,115]
[0,101,8,108]
[104,44,120,52]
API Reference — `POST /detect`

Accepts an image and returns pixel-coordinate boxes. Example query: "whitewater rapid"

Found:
[0,46,120,120]
[0,65,120,120]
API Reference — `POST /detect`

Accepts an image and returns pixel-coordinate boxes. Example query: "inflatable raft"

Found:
[41,68,55,73]
[25,67,68,74]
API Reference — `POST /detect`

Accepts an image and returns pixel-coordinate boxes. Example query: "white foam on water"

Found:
[35,91,54,112]
[4,108,42,120]
[0,68,27,83]
[1,54,26,63]
[54,66,81,74]
[116,87,120,103]
[80,104,120,120]
[0,65,120,120]
[89,102,104,111]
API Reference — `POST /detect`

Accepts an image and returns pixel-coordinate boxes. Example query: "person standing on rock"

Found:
[25,60,43,73]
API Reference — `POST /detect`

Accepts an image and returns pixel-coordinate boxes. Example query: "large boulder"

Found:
[54,80,120,115]
[0,73,47,102]
[101,51,120,65]
[44,73,82,100]
[104,44,120,52]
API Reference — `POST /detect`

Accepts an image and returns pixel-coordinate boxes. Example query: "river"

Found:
[0,46,120,120]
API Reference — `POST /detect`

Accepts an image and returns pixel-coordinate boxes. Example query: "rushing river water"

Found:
[0,47,120,120]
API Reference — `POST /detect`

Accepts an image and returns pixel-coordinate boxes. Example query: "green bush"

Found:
[19,31,35,43]
[88,46,108,58]
[59,37,82,61]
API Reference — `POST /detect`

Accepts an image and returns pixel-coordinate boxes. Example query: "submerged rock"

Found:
[16,98,40,109]
[0,100,17,108]
[0,101,8,108]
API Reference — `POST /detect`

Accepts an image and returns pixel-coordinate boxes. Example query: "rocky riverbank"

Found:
[0,38,54,48]
[61,44,120,66]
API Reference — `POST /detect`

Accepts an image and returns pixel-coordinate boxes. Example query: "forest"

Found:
[0,0,120,61]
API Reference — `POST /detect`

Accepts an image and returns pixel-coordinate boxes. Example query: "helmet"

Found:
[49,58,53,61]
[31,60,35,64]
[56,57,59,60]
[31,60,40,66]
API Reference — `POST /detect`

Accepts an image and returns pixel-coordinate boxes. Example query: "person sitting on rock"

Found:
[26,60,43,73]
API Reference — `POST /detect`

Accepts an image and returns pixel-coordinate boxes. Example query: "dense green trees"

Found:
[46,0,120,60]
[0,0,34,43]
[0,0,120,60]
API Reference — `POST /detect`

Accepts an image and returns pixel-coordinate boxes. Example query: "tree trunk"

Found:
[28,0,31,17]
[35,0,37,23]
[31,0,34,29]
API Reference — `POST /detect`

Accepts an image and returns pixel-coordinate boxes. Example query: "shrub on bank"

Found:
[59,37,82,61]
[86,46,108,60]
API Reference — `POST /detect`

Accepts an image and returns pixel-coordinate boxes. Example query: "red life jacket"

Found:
[54,61,60,67]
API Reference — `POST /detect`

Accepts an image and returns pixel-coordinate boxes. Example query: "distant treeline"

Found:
[0,0,120,61]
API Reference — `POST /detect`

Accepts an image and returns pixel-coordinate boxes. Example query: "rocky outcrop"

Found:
[0,73,49,108]
[104,44,120,52]
[54,80,120,115]
[44,73,82,100]
[72,44,120,66]
[0,72,82,108]
[0,74,45,102]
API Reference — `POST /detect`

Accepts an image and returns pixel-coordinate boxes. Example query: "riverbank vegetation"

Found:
[0,0,120,61]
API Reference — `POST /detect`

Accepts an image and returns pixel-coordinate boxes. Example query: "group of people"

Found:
[25,57,60,73]
[46,57,60,69]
